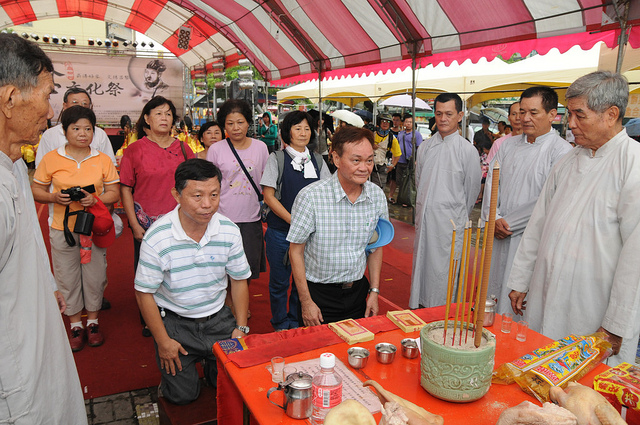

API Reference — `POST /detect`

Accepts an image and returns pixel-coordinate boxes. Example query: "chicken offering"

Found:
[496,401,578,425]
[549,382,627,425]
[364,380,444,425]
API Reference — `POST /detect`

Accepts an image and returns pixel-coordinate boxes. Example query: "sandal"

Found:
[388,197,397,204]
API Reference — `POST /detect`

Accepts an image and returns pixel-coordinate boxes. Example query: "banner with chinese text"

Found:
[48,52,184,126]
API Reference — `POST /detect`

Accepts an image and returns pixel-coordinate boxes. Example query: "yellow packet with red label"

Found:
[493,333,611,402]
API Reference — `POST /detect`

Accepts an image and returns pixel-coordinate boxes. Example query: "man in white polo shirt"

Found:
[135,158,251,405]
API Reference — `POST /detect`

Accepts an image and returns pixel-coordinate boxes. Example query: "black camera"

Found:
[61,186,85,201]
[61,184,96,202]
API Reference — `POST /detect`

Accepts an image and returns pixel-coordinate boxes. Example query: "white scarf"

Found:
[285,146,317,179]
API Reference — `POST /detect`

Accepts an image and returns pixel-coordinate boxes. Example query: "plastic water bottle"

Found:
[311,353,343,425]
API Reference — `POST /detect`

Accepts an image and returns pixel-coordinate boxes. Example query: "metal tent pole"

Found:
[318,60,324,153]
[613,0,630,74]
[410,44,417,224]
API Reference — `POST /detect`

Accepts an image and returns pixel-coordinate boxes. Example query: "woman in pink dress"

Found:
[207,100,269,317]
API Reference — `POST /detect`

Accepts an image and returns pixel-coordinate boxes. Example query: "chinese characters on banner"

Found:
[48,52,185,125]
[628,94,640,118]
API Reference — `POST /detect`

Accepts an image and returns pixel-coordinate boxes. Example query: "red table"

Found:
[214,312,608,425]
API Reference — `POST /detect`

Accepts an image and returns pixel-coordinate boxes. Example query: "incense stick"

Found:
[459,221,472,343]
[472,220,489,338]
[474,163,500,347]
[453,222,470,345]
[465,219,481,343]
[443,219,456,344]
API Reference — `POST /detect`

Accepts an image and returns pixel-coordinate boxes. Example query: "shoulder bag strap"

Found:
[179,140,188,161]
[274,150,285,200]
[63,205,78,247]
[227,138,263,202]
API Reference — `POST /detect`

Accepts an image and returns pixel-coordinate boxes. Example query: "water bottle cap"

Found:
[319,352,335,368]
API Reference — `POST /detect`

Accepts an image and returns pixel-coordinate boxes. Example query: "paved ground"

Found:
[85,387,160,424]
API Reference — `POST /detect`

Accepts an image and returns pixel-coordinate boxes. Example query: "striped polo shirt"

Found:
[135,206,251,318]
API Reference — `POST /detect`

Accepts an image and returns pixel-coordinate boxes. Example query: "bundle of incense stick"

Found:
[443,163,500,347]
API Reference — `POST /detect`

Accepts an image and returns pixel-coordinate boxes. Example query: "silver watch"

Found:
[236,325,250,334]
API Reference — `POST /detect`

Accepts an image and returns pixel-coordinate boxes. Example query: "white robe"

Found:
[508,129,640,366]
[481,131,572,314]
[0,155,87,424]
[410,131,481,308]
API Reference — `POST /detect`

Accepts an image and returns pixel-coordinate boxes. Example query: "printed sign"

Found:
[48,52,184,125]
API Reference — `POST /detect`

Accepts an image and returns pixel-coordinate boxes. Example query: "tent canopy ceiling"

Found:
[0,0,638,82]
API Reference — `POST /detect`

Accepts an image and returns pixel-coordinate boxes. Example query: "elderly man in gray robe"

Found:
[410,92,481,308]
[481,86,572,314]
[0,34,87,423]
[508,71,640,366]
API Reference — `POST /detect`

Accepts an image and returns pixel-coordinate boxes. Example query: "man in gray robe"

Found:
[0,33,87,424]
[482,87,572,314]
[410,93,481,308]
[508,71,640,366]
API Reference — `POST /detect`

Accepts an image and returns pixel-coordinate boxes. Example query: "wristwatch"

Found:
[236,325,250,334]
[368,287,380,294]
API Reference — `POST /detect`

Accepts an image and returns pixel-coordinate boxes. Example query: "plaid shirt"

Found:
[287,173,388,283]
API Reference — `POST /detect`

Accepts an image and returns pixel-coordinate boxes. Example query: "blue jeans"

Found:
[265,227,299,330]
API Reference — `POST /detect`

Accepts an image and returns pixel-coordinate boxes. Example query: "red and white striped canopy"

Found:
[1,0,638,82]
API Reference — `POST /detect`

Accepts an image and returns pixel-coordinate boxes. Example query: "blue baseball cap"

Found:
[366,218,394,253]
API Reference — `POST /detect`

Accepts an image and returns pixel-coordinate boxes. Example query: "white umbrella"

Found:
[380,94,431,110]
[331,109,365,128]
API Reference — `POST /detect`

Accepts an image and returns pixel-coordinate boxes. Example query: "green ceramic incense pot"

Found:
[420,320,496,402]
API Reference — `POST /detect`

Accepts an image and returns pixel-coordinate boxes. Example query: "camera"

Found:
[61,186,85,201]
[61,184,96,202]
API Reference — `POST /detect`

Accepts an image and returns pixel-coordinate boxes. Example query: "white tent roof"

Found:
[278,43,611,107]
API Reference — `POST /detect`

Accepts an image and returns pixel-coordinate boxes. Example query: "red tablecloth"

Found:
[214,311,609,425]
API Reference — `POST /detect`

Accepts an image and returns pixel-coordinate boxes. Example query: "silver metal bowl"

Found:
[347,347,370,369]
[401,338,419,359]
[375,343,397,364]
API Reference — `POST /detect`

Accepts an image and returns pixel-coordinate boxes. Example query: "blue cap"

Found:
[366,218,395,253]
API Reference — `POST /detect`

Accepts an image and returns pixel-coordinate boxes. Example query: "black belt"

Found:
[308,280,355,289]
[160,307,219,323]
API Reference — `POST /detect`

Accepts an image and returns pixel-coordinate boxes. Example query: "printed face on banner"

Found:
[47,53,184,126]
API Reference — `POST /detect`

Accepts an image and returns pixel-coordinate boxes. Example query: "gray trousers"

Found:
[156,306,236,405]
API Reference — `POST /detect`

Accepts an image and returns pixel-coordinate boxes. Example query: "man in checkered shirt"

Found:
[288,126,388,326]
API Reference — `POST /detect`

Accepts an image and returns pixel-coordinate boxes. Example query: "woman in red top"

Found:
[119,96,195,335]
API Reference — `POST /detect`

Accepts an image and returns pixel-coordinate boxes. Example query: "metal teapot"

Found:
[267,371,313,419]
[484,295,497,326]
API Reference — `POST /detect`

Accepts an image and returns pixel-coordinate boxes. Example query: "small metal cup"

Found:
[375,343,397,364]
[347,347,370,369]
[401,338,419,359]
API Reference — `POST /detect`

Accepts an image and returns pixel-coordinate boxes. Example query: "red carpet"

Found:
[36,204,417,399]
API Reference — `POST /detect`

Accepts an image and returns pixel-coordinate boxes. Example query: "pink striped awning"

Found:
[0,0,638,81]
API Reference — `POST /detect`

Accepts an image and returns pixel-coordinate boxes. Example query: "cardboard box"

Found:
[594,362,640,424]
